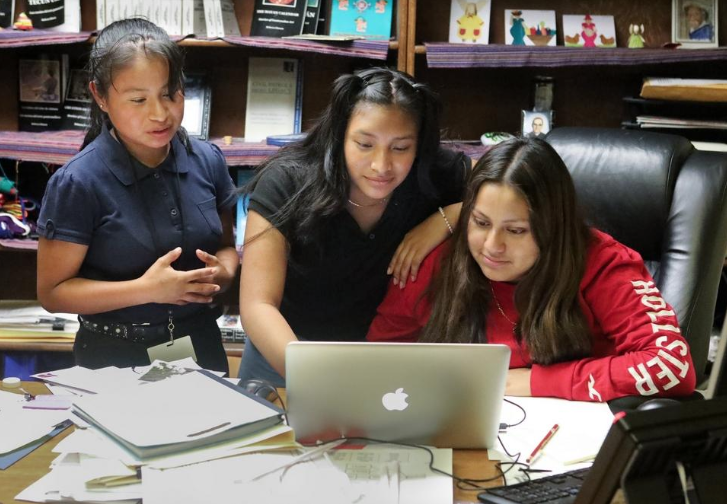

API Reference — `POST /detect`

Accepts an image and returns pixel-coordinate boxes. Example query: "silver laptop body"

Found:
[285,341,511,449]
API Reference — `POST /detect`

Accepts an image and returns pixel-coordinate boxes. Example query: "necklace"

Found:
[347,197,389,208]
[490,283,517,327]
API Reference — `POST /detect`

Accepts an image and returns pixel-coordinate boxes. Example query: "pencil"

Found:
[526,423,559,464]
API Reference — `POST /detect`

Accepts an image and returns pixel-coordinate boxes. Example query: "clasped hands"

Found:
[141,247,236,305]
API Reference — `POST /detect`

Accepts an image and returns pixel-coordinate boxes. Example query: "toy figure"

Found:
[375,0,387,14]
[581,14,597,47]
[455,0,489,43]
[509,10,526,45]
[627,24,645,48]
[13,12,33,31]
[338,0,349,11]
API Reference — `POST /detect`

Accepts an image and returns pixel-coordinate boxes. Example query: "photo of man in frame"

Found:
[673,0,717,46]
[522,110,552,139]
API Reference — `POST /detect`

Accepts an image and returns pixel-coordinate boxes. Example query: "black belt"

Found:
[79,316,172,344]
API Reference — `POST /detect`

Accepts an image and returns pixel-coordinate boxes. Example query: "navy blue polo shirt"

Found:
[37,125,237,324]
[249,148,469,343]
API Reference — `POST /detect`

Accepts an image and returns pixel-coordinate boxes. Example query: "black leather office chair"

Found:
[546,127,727,384]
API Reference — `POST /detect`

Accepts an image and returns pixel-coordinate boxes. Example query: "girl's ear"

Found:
[88,81,106,111]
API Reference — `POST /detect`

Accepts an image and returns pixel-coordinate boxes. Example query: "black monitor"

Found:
[574,397,727,504]
[704,322,727,399]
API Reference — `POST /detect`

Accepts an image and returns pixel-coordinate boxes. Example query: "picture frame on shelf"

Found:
[672,0,718,48]
[449,0,492,44]
[504,10,556,46]
[522,110,552,139]
[181,72,212,141]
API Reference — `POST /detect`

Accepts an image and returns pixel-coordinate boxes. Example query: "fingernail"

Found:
[387,267,392,275]
[393,278,398,286]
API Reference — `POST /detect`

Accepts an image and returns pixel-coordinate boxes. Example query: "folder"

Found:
[71,370,284,461]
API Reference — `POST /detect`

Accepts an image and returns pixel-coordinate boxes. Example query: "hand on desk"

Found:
[506,368,532,396]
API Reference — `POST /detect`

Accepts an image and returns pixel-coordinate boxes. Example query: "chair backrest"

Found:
[547,127,727,382]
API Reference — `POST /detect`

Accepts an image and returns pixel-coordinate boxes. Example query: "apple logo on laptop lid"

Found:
[382,387,409,411]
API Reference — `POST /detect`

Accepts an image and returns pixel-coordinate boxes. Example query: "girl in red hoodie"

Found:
[367,137,696,402]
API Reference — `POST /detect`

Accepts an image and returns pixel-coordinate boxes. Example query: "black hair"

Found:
[421,137,593,365]
[82,18,189,150]
[243,66,450,252]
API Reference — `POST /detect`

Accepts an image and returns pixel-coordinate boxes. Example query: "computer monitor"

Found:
[574,397,727,504]
[704,320,727,399]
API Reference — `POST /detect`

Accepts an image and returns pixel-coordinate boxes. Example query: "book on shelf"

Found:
[182,0,208,37]
[181,72,212,140]
[205,0,240,38]
[641,78,727,103]
[26,0,81,32]
[0,0,14,29]
[244,57,303,142]
[329,0,393,40]
[250,0,307,38]
[18,54,69,132]
[217,313,247,343]
[60,69,92,131]
[636,115,727,130]
[302,0,321,35]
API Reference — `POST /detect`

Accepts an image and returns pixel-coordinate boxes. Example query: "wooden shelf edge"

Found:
[416,43,727,68]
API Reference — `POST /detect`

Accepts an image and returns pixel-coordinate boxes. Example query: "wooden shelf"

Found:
[419,44,727,68]
[0,130,282,166]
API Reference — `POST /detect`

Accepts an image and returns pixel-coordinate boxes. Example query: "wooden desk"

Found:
[0,382,503,504]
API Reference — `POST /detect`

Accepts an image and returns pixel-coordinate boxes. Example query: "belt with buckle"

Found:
[79,316,170,344]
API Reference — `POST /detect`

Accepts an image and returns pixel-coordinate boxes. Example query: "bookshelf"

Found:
[0,0,409,301]
[405,0,727,140]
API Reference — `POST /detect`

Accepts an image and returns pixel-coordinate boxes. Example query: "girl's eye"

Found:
[474,218,490,228]
[356,141,372,149]
[509,228,528,235]
[393,145,411,152]
[131,98,145,104]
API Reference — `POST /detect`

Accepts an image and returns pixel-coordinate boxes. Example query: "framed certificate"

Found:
[182,72,212,140]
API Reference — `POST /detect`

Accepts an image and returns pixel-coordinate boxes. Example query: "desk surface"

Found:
[0,382,503,504]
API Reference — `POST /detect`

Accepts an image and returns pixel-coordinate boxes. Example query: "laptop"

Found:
[285,341,511,449]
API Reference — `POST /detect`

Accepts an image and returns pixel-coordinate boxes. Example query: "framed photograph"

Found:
[672,0,718,48]
[181,72,212,141]
[19,59,61,104]
[522,110,552,138]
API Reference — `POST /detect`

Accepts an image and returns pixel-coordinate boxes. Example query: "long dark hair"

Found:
[82,18,189,150]
[244,66,444,249]
[420,137,593,365]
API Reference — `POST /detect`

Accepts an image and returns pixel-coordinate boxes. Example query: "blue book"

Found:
[328,0,393,40]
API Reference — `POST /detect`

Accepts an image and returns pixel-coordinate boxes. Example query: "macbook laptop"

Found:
[285,341,511,449]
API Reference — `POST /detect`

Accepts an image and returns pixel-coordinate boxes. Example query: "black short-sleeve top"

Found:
[248,148,469,342]
[37,125,237,324]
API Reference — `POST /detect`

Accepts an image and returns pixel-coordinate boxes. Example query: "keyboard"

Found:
[477,467,590,504]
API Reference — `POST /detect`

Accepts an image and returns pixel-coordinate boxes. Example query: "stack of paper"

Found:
[0,301,78,340]
[71,370,284,460]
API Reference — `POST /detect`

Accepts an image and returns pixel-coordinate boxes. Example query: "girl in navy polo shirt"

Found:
[37,19,238,373]
[239,67,470,386]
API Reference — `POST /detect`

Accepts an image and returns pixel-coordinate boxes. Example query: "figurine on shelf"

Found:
[628,24,646,48]
[13,12,33,31]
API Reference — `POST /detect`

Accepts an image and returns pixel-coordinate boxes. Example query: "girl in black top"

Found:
[239,67,469,385]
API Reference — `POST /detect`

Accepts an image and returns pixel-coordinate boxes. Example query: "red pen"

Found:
[526,423,559,464]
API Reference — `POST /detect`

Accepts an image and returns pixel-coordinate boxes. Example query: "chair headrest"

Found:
[546,127,693,260]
